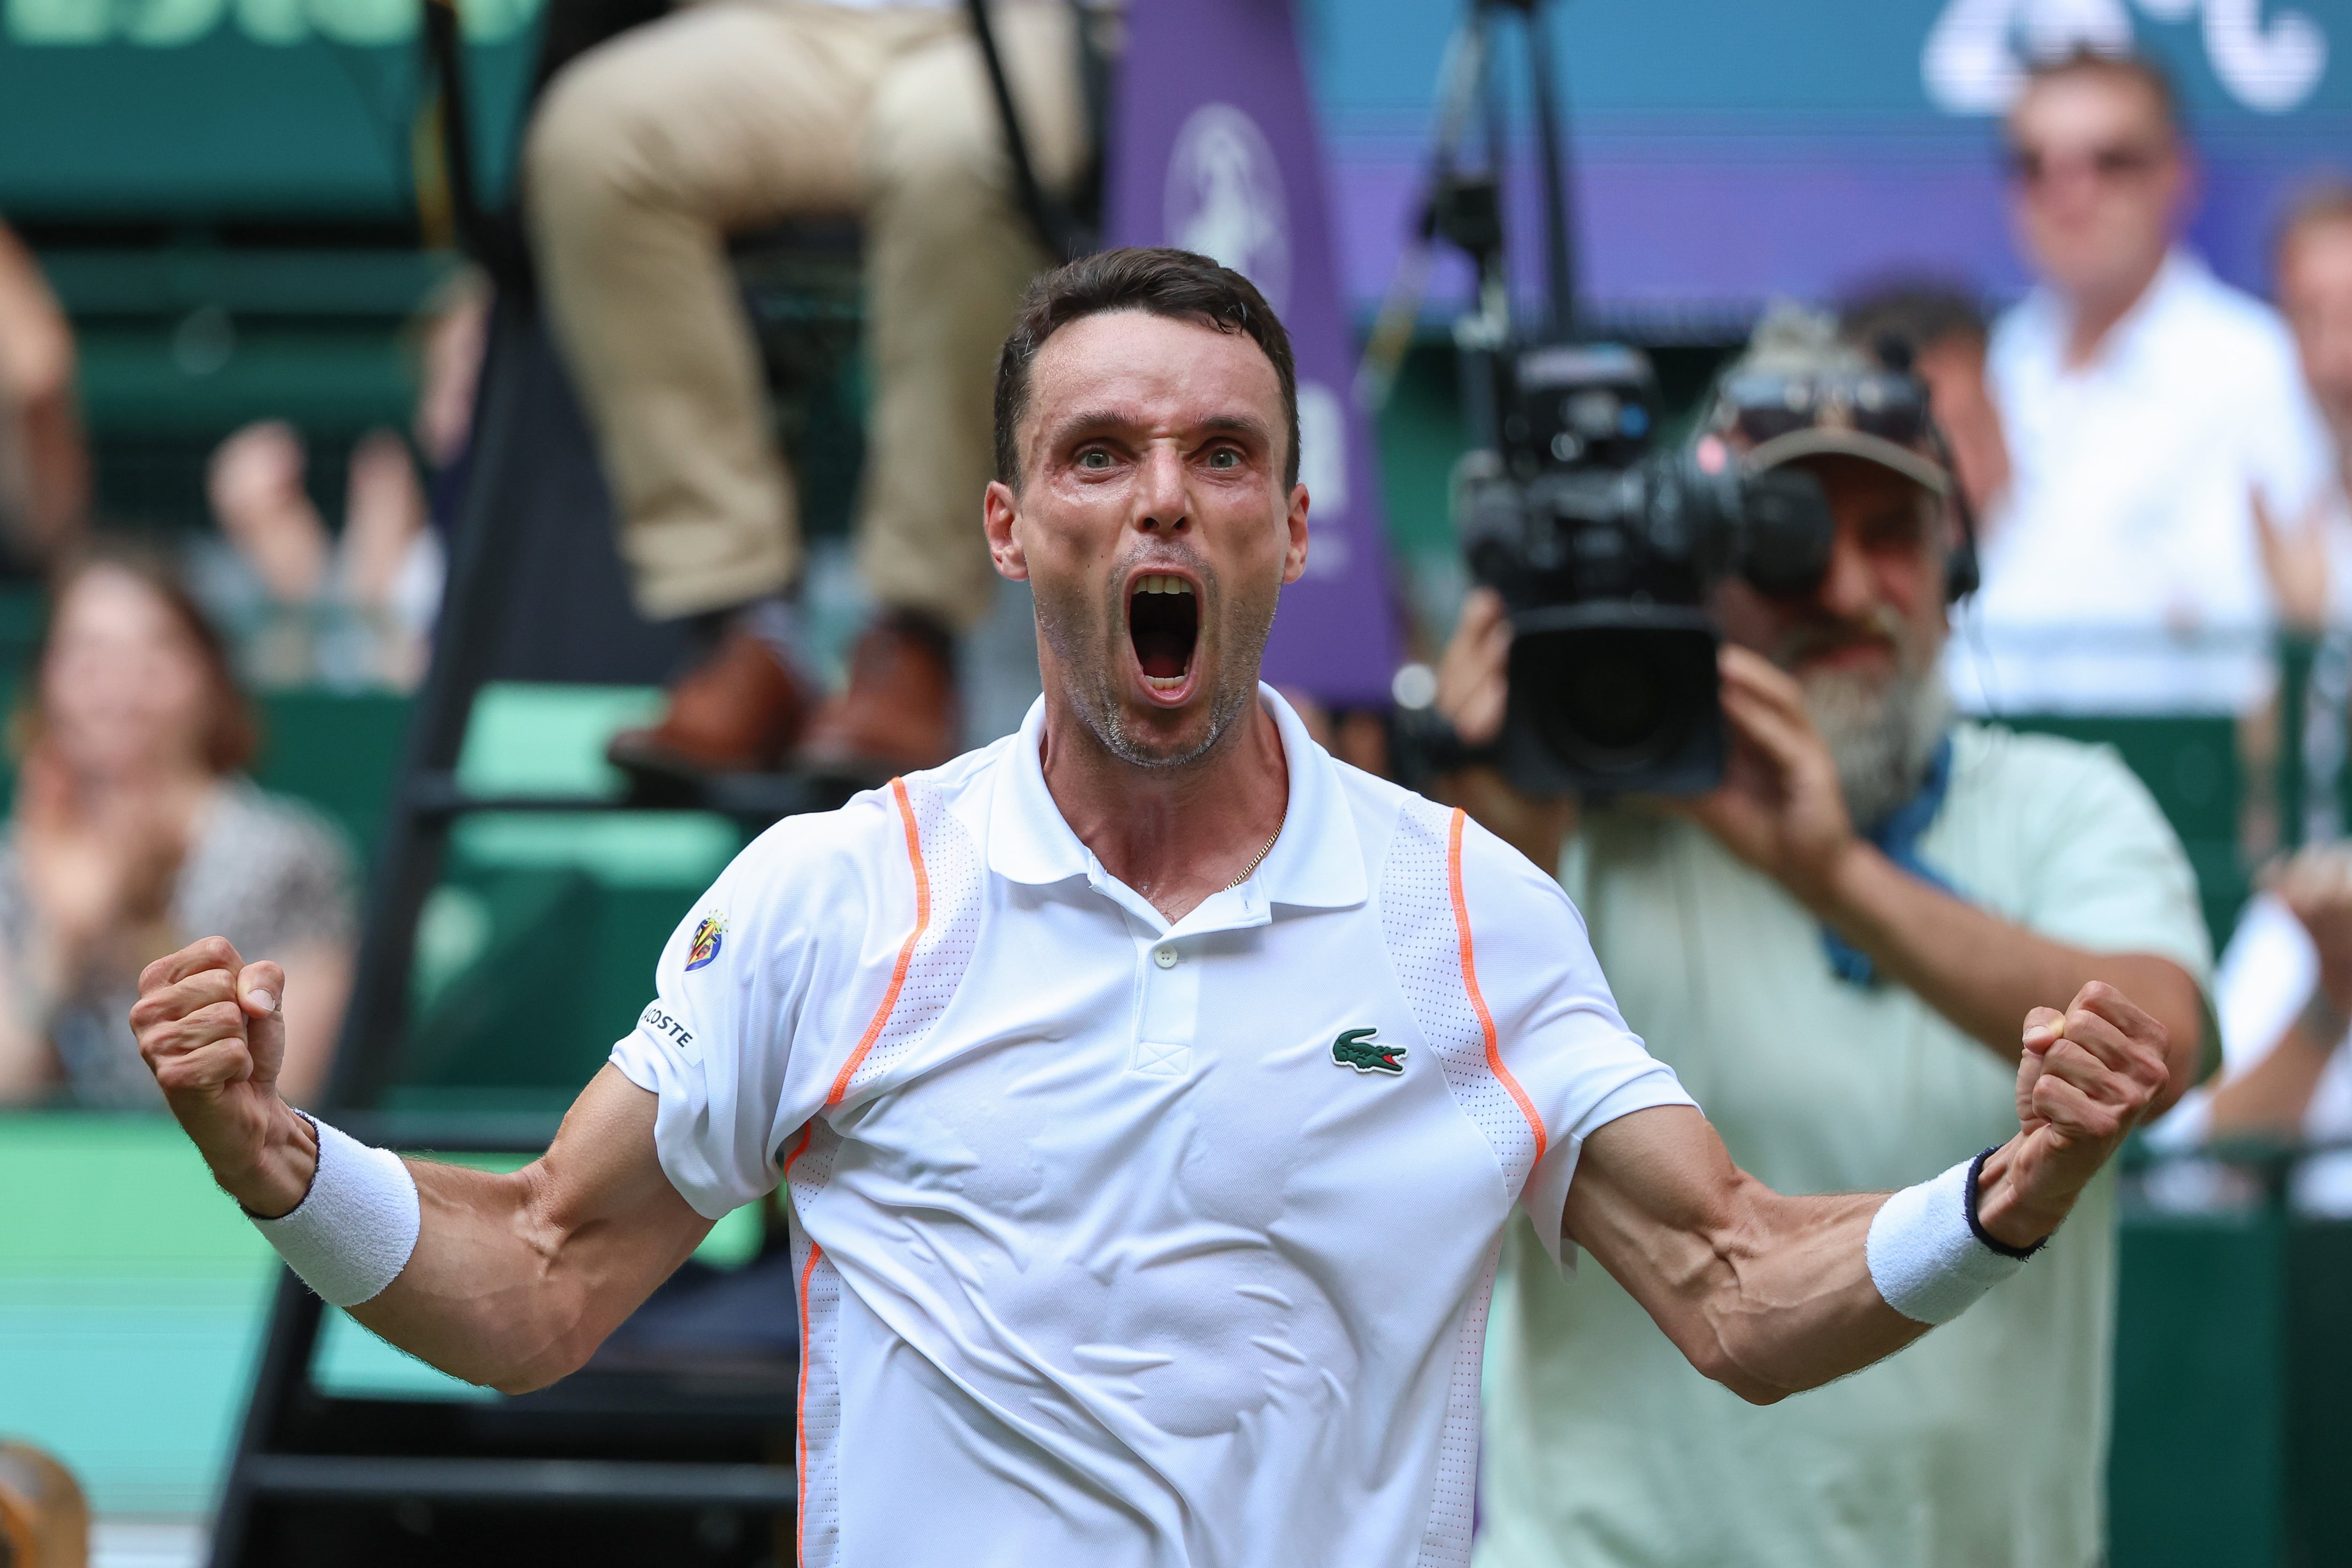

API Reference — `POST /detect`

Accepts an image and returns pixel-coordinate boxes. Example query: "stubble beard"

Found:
[1033,549,1280,774]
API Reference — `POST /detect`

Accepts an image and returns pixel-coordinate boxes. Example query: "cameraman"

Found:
[1447,311,2212,1568]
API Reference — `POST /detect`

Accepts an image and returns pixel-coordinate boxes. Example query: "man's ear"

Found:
[1281,482,1310,585]
[984,480,1029,582]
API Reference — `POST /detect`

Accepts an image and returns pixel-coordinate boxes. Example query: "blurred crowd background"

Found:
[1,1,2350,1565]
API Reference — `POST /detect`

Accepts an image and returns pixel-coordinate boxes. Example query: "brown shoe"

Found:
[795,612,959,779]
[607,624,816,782]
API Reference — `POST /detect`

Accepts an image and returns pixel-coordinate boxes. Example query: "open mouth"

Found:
[1128,573,1199,693]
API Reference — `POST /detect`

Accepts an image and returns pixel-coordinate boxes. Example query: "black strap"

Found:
[1964,1146,2049,1261]
[965,0,1086,262]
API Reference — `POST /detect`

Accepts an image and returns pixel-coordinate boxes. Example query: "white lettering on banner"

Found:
[1165,103,1293,317]
[1923,0,2328,115]
[6,0,540,45]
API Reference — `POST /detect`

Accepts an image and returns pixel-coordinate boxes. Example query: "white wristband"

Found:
[248,1114,421,1308]
[1864,1152,2038,1326]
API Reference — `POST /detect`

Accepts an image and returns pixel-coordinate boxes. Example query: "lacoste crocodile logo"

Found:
[1332,1027,1406,1076]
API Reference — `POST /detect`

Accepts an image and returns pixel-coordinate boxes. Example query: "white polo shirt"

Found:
[1947,249,2334,713]
[610,686,1689,1568]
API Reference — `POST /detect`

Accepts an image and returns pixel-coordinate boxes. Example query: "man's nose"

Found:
[1815,529,1878,617]
[1135,444,1189,533]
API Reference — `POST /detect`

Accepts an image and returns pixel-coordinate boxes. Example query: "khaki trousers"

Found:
[525,0,1085,629]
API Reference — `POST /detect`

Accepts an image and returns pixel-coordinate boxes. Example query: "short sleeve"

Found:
[609,798,895,1220]
[1454,814,1696,1272]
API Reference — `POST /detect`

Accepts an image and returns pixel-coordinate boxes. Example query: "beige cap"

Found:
[1740,425,1952,497]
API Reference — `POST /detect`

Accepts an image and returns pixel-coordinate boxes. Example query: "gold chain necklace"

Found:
[1224,810,1287,891]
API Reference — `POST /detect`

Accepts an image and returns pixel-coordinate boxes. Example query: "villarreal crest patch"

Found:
[685,912,726,972]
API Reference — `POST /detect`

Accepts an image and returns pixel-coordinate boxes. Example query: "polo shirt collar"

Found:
[986,684,1368,919]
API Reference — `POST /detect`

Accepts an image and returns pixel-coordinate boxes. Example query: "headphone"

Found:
[1870,334,1981,605]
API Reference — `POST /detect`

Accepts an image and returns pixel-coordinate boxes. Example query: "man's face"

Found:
[985,310,1308,769]
[1713,456,1946,680]
[1712,456,1953,822]
[2280,217,2352,451]
[2007,72,2185,305]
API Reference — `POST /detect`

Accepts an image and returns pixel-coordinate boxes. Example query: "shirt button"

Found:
[1153,946,1179,969]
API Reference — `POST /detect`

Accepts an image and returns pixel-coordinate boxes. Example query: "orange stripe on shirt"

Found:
[824,776,931,1108]
[781,779,933,1190]
[795,1239,822,1556]
[1448,807,1548,1164]
[785,781,928,1560]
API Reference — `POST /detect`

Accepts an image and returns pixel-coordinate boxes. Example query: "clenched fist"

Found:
[130,936,317,1217]
[1974,980,2172,1250]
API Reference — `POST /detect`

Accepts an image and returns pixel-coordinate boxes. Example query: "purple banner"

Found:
[1105,0,1401,708]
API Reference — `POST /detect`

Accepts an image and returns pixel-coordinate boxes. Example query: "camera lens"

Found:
[1505,613,1723,792]
[1552,632,1671,755]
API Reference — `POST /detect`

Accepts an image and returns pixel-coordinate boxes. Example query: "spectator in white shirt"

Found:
[1947,49,2334,716]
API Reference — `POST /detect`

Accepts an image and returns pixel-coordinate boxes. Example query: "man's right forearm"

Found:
[339,1069,715,1393]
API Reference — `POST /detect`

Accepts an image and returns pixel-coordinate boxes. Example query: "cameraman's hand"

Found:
[1676,646,1857,908]
[1434,588,1574,870]
[1437,588,1513,747]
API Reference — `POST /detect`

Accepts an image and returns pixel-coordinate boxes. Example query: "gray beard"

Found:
[1802,660,1954,833]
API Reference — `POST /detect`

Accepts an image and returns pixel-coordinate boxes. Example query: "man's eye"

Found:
[1078,451,1112,470]
[1208,449,1240,470]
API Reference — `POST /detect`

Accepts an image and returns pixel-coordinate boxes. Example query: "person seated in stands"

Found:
[0,217,89,573]
[191,271,485,692]
[1839,282,2010,523]
[1955,48,2334,713]
[0,549,353,1108]
[522,0,1088,780]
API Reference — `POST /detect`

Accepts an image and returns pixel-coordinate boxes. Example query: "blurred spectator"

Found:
[0,549,352,1109]
[2153,191,2352,1209]
[2253,185,2352,630]
[188,271,483,691]
[523,0,1087,782]
[1839,282,2010,520]
[0,1440,87,1568]
[1949,48,2335,714]
[0,218,89,573]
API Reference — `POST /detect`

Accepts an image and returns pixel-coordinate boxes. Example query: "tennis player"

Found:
[132,248,2169,1568]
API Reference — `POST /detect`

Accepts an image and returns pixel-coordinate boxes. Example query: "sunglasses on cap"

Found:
[1710,370,1933,450]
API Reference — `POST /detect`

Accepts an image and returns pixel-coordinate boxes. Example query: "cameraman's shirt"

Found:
[1477,721,2211,1568]
[610,687,1690,1568]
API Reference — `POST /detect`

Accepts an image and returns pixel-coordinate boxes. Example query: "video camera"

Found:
[1457,342,1838,796]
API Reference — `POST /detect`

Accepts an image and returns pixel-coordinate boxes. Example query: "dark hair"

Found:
[16,542,260,775]
[993,247,1300,491]
[1839,282,1990,365]
[2276,183,2352,278]
[2017,45,2182,138]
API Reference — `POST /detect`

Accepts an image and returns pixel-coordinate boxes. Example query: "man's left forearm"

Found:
[1815,842,2202,1103]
